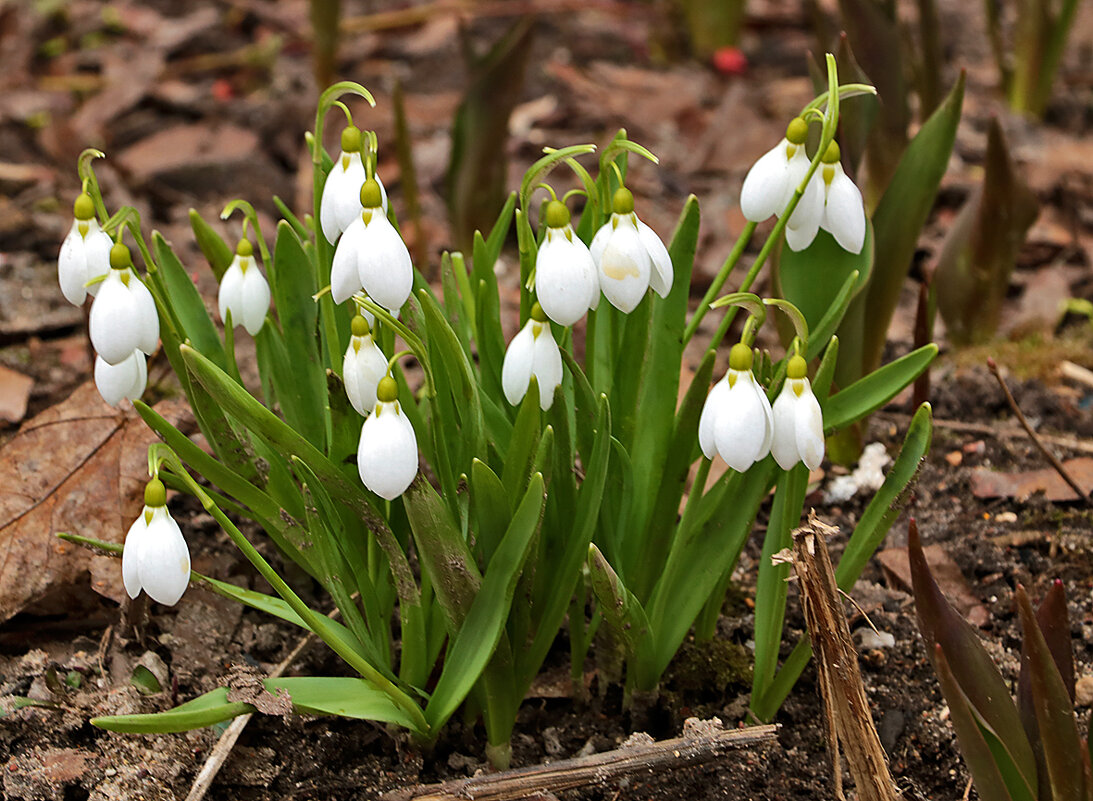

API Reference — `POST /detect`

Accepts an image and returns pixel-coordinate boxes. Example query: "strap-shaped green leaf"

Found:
[587,543,651,658]
[152,231,226,368]
[823,344,937,432]
[501,379,542,500]
[471,458,512,568]
[189,208,233,281]
[425,473,545,732]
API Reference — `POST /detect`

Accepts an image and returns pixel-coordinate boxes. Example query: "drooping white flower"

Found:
[740,117,812,224]
[534,200,599,327]
[342,315,388,415]
[331,178,412,311]
[58,193,112,306]
[699,343,773,472]
[217,239,270,336]
[589,188,672,313]
[771,355,825,471]
[122,479,190,606]
[88,244,160,365]
[94,350,147,407]
[357,376,418,500]
[784,142,864,254]
[320,125,388,244]
[502,304,563,410]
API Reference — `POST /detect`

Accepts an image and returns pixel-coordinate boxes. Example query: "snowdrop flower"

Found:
[815,142,865,254]
[94,350,147,407]
[58,192,112,306]
[358,376,418,500]
[771,355,825,471]
[698,343,773,472]
[342,314,388,415]
[88,243,160,365]
[331,178,412,310]
[122,478,190,606]
[534,200,599,327]
[740,117,817,226]
[320,125,388,244]
[502,303,563,410]
[217,239,271,336]
[589,187,672,312]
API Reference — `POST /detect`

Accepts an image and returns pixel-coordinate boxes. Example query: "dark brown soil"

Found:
[3,0,1093,799]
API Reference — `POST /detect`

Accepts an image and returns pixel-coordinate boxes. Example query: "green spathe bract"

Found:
[63,56,933,767]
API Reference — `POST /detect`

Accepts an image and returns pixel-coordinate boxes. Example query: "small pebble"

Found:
[1075,675,1093,707]
[995,511,1017,523]
[854,627,896,650]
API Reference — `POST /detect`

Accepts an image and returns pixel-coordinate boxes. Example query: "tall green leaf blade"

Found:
[425,473,545,731]
[587,543,651,657]
[823,344,937,432]
[471,458,512,567]
[152,231,226,368]
[189,208,233,281]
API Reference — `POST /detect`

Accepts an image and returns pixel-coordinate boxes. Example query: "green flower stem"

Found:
[76,148,109,224]
[161,450,428,734]
[357,296,434,395]
[682,221,756,345]
[222,310,243,386]
[677,457,711,546]
[221,199,272,279]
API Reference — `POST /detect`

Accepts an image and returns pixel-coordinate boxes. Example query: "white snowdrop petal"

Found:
[331,219,366,303]
[589,223,610,267]
[822,167,866,255]
[358,403,418,500]
[740,142,791,222]
[122,514,148,600]
[698,378,730,460]
[359,215,413,311]
[334,155,367,233]
[83,228,112,298]
[343,336,388,416]
[501,324,536,407]
[129,276,160,355]
[785,178,824,252]
[94,351,145,407]
[217,261,244,325]
[138,509,190,606]
[770,388,801,470]
[714,375,769,472]
[89,274,138,365]
[754,377,774,457]
[598,220,651,313]
[531,326,563,410]
[240,265,271,335]
[637,219,673,298]
[320,165,346,244]
[58,224,88,306]
[795,385,825,471]
[535,231,598,327]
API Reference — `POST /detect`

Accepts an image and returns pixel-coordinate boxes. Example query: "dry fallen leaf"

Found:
[0,382,191,621]
[969,458,1093,502]
[877,545,988,627]
[0,364,33,424]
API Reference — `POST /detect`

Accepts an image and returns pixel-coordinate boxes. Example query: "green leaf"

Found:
[424,473,545,731]
[823,344,937,432]
[189,209,233,281]
[910,521,1038,795]
[501,379,542,500]
[858,73,965,376]
[470,458,512,568]
[152,231,226,368]
[587,543,651,657]
[1015,585,1085,801]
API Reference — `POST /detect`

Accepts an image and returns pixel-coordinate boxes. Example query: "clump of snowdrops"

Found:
[59,57,934,766]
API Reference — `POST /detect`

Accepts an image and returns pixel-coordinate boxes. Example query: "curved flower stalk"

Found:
[88,243,160,365]
[320,124,388,244]
[358,375,418,500]
[698,342,773,472]
[331,177,412,310]
[217,239,271,336]
[771,354,824,470]
[94,350,147,408]
[534,200,599,326]
[589,187,672,312]
[501,302,563,410]
[342,314,388,415]
[122,478,190,606]
[58,192,112,306]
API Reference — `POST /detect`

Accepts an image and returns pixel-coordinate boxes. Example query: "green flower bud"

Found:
[351,314,370,337]
[144,477,167,508]
[611,187,634,215]
[821,141,841,164]
[341,125,362,154]
[236,239,253,257]
[109,242,132,270]
[544,200,570,229]
[377,375,398,403]
[360,177,383,209]
[729,342,754,371]
[785,117,809,145]
[530,301,548,323]
[73,193,96,221]
[786,354,807,379]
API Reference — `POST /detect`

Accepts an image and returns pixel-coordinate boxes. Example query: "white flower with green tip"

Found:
[699,343,773,472]
[534,200,599,327]
[771,355,825,471]
[502,303,563,411]
[357,376,418,500]
[94,350,147,407]
[342,315,388,415]
[331,178,412,311]
[58,193,112,306]
[122,479,190,606]
[320,125,388,244]
[589,187,672,312]
[88,243,160,365]
[218,239,270,336]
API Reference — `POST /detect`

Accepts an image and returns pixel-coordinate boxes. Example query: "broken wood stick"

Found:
[380,719,778,801]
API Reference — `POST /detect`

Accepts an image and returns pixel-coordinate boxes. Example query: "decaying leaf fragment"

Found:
[791,513,901,801]
[0,382,191,620]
